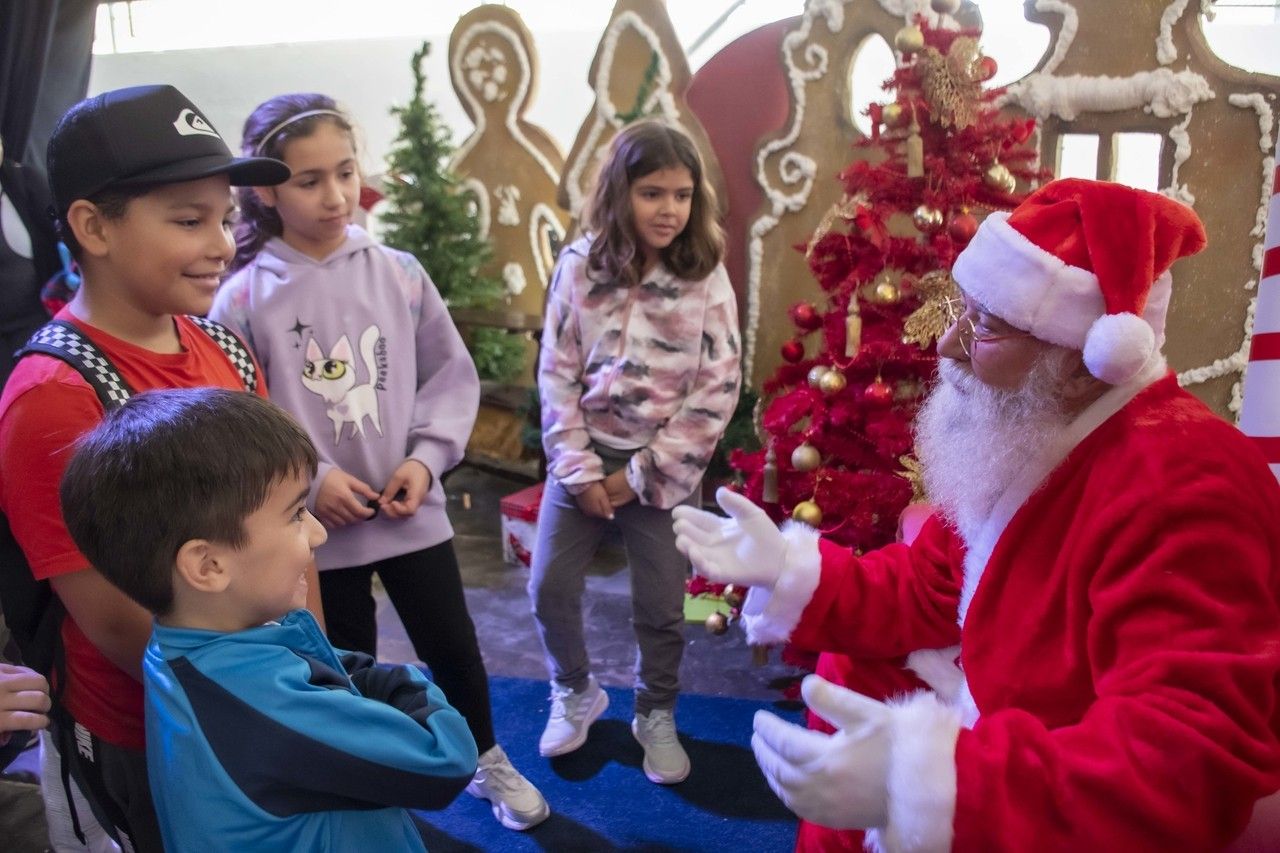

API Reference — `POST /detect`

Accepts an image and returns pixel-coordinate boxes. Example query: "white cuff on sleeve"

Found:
[866,691,962,853]
[742,521,822,646]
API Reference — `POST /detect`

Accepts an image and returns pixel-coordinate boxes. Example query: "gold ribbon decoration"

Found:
[902,269,962,349]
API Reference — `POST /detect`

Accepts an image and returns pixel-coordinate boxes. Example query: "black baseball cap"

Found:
[47,84,290,217]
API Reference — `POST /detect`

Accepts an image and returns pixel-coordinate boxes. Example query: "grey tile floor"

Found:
[373,465,805,704]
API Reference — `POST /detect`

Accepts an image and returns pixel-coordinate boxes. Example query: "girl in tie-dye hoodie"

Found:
[530,121,741,785]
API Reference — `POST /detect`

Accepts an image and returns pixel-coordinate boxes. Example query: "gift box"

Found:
[500,481,544,567]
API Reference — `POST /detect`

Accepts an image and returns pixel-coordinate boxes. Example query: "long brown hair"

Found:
[230,93,356,272]
[583,120,724,289]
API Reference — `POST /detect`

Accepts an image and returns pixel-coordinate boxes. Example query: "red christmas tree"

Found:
[731,18,1048,558]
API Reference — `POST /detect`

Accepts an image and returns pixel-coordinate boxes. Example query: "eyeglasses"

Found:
[942,296,1033,358]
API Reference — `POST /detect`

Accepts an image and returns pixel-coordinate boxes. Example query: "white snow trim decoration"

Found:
[460,177,491,239]
[1157,0,1191,65]
[1084,312,1156,384]
[494,184,521,227]
[1175,95,1275,418]
[564,11,678,218]
[1035,0,1079,76]
[864,691,961,853]
[502,262,527,296]
[1164,113,1195,205]
[529,203,565,290]
[1229,93,1276,156]
[449,20,560,188]
[741,520,822,647]
[744,0,850,382]
[1004,68,1214,121]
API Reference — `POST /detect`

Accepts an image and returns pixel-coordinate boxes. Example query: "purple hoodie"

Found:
[211,226,479,570]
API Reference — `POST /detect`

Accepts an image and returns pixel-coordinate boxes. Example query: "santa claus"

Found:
[673,178,1280,851]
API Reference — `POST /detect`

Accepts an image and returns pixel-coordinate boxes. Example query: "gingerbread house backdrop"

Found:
[445,0,1279,471]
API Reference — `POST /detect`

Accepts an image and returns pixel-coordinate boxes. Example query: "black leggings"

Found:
[318,540,496,754]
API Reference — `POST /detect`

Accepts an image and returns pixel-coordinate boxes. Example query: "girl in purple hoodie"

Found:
[530,121,741,784]
[210,93,548,832]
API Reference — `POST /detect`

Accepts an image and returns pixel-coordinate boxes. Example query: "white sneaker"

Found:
[631,709,690,784]
[465,744,550,831]
[538,676,609,757]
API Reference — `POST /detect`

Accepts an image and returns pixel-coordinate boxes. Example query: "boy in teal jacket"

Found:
[59,387,477,852]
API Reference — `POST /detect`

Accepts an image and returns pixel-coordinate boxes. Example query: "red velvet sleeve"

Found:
[789,515,965,657]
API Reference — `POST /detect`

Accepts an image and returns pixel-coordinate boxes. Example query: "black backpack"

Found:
[0,316,257,674]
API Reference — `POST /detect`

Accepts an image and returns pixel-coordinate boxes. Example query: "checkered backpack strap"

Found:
[186,316,258,394]
[16,320,134,410]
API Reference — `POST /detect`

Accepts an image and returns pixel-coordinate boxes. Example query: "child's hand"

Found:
[316,468,379,528]
[378,459,432,519]
[574,482,614,520]
[603,468,636,508]
[0,662,51,741]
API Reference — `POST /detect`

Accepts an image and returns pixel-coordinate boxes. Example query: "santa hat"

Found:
[951,178,1207,385]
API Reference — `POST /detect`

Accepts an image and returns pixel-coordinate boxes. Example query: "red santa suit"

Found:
[746,361,1280,851]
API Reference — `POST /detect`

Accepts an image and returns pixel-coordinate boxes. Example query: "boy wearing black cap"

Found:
[0,84,295,852]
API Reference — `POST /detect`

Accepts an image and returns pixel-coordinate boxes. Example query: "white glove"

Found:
[751,674,890,830]
[672,487,786,589]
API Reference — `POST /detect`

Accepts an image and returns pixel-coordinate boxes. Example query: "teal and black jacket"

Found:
[144,608,477,852]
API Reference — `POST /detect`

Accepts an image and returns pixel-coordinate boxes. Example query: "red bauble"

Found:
[948,210,979,243]
[789,301,822,331]
[864,377,893,406]
[780,339,805,363]
[977,56,998,81]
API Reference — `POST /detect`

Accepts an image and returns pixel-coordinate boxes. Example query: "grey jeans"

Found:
[528,448,695,715]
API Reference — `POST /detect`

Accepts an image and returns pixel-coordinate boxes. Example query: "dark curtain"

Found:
[0,0,96,385]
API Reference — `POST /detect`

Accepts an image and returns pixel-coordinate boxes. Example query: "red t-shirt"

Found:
[0,308,267,750]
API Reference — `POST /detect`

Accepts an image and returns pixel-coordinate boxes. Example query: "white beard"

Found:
[914,353,1078,545]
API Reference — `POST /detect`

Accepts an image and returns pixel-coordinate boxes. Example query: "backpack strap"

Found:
[15,320,134,410]
[187,315,258,394]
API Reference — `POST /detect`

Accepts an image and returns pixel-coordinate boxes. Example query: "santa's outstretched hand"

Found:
[672,488,785,590]
[752,674,890,829]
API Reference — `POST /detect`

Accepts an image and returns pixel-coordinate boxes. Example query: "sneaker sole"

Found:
[631,718,691,785]
[538,689,610,758]
[464,782,551,831]
[641,755,690,785]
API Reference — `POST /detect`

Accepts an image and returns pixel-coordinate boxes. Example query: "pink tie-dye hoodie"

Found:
[539,236,741,509]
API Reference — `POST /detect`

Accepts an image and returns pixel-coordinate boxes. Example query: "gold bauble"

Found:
[818,369,848,395]
[791,443,821,472]
[881,102,905,128]
[913,204,944,233]
[705,611,729,635]
[807,365,831,388]
[723,584,744,609]
[874,280,901,304]
[931,0,962,13]
[792,500,823,527]
[983,163,1016,194]
[894,24,925,54]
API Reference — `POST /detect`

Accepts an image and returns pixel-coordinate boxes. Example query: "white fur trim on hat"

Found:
[952,214,1171,377]
[1083,312,1156,385]
[953,212,1102,350]
[741,520,821,647]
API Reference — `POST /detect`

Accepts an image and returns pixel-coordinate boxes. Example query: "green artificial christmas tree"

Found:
[380,42,524,381]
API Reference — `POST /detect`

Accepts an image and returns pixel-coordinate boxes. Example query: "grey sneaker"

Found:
[631,709,690,784]
[465,744,550,831]
[538,676,609,757]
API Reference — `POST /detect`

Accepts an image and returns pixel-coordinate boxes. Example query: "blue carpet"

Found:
[412,676,802,852]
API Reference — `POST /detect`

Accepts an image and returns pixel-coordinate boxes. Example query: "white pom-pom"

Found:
[1083,313,1155,385]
